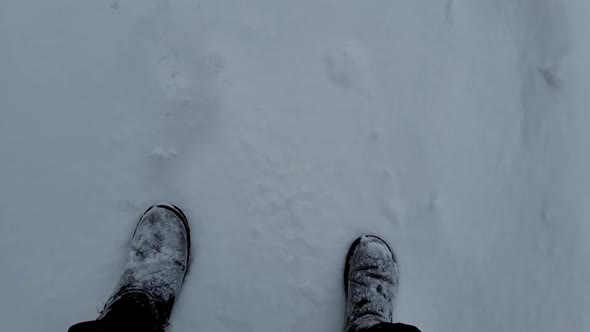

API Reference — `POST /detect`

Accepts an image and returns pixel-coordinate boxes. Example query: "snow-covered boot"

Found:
[70,203,191,332]
[344,235,398,332]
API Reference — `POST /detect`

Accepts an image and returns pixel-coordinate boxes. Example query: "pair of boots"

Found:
[69,204,420,332]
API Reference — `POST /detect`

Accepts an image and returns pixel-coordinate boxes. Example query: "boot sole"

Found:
[344,235,396,295]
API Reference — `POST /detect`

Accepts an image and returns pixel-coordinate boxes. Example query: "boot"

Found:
[69,203,190,332]
[344,235,398,332]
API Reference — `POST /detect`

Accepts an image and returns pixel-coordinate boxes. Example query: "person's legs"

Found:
[68,204,191,332]
[344,236,421,332]
[359,322,422,332]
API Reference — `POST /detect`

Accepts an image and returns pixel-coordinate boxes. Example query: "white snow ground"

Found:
[1,0,589,331]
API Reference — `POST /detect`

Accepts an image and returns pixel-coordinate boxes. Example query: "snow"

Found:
[1,0,589,331]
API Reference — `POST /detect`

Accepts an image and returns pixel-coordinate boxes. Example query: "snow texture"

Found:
[1,0,589,331]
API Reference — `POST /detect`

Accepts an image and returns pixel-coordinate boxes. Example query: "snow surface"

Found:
[1,0,589,331]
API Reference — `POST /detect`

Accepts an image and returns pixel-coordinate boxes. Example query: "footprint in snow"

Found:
[324,50,359,90]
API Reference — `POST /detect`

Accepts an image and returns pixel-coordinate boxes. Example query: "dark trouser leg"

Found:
[68,291,161,332]
[69,315,159,332]
[68,320,127,332]
[68,316,159,332]
[359,322,422,332]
